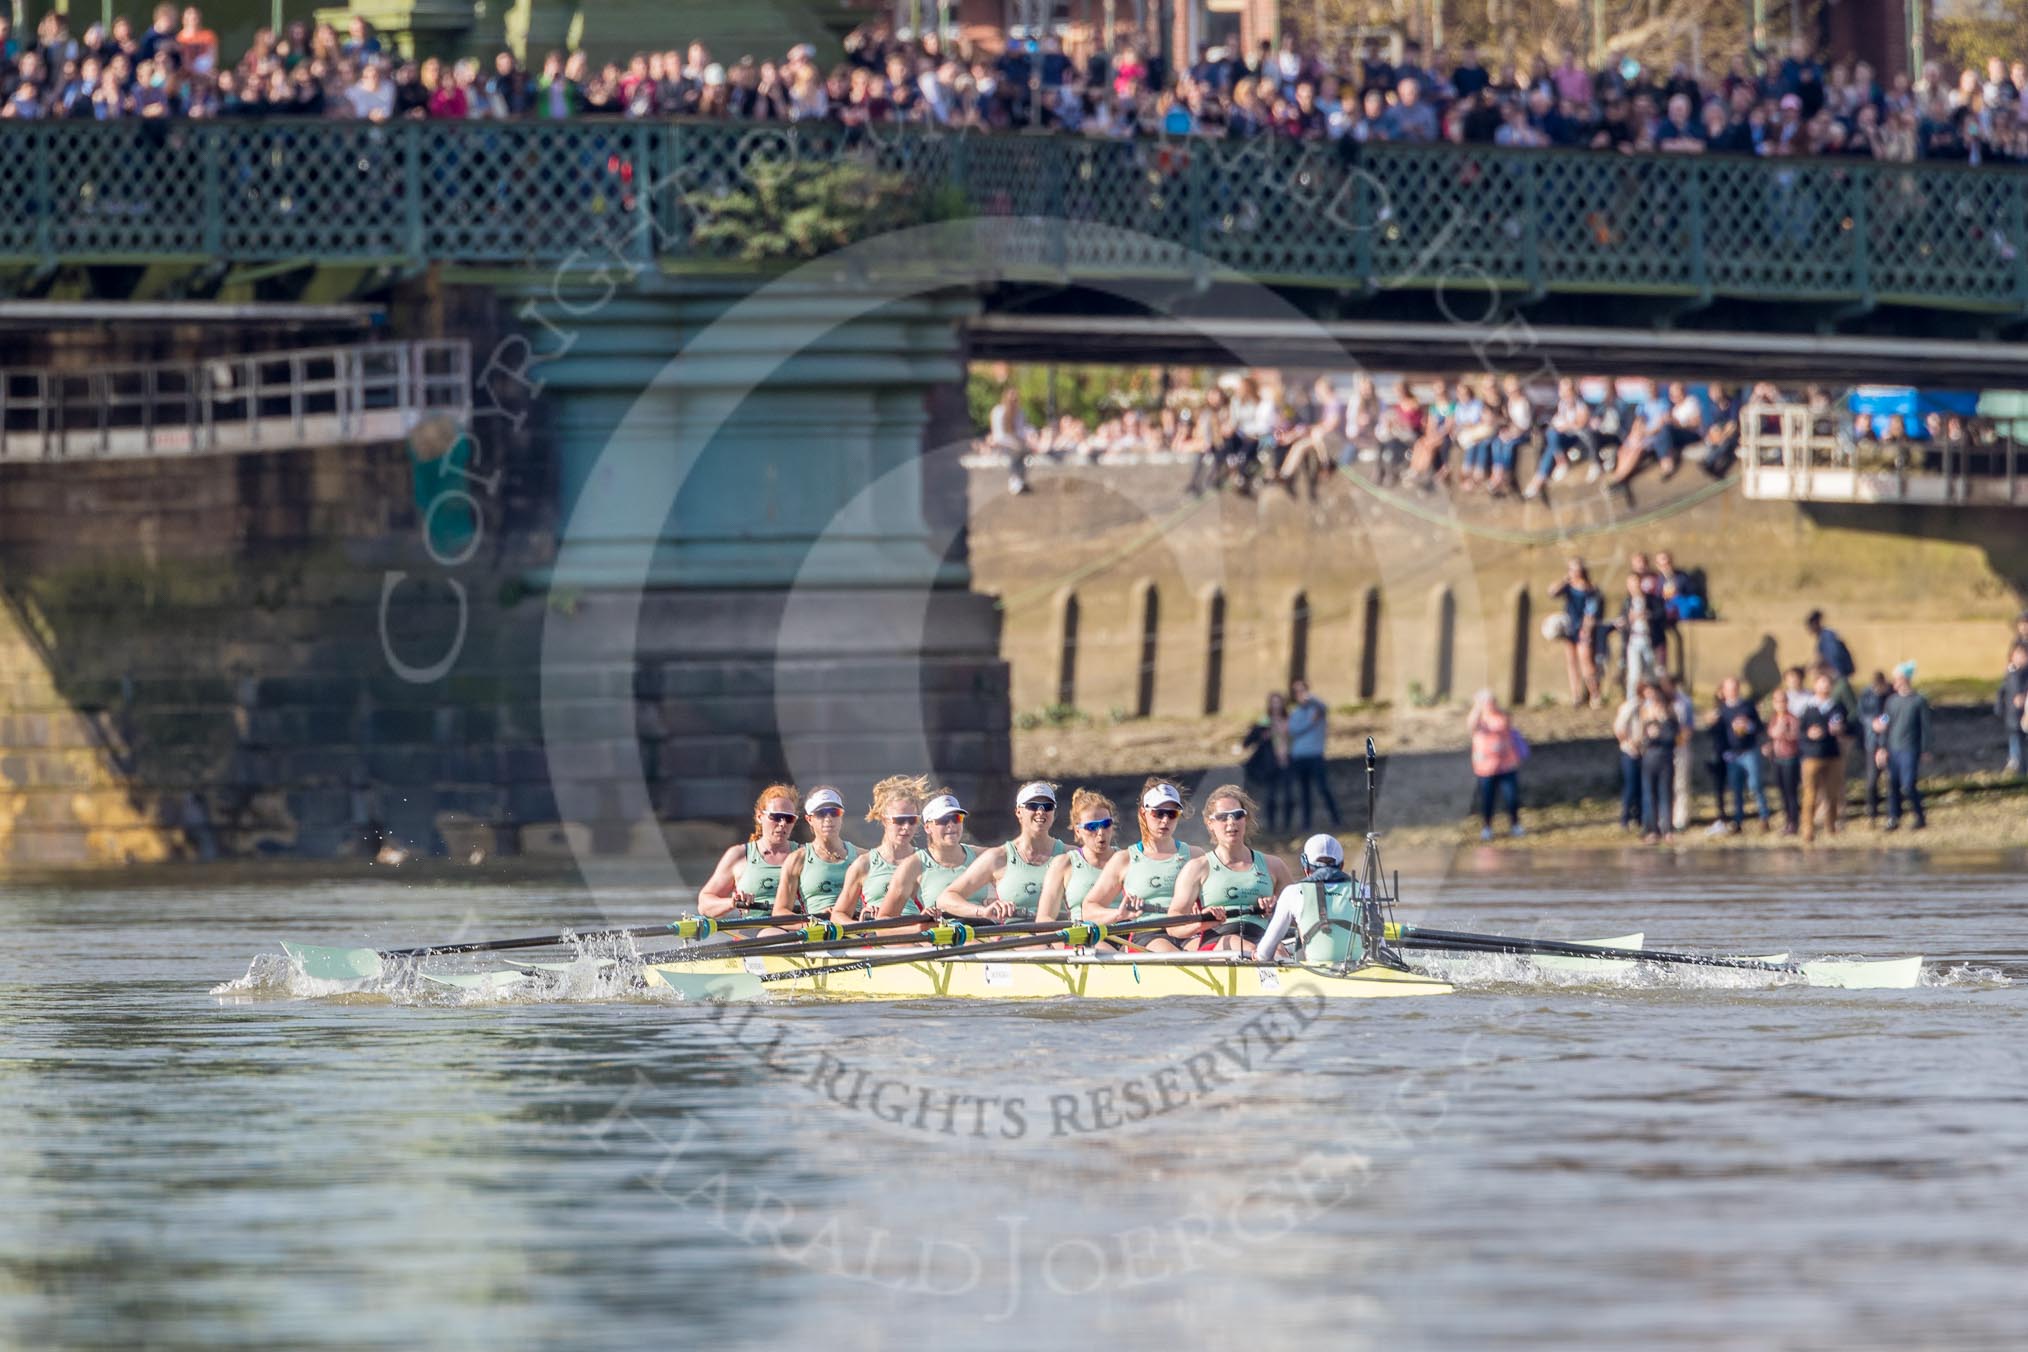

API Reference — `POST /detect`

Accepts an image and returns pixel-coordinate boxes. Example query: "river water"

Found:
[3,849,2022,1350]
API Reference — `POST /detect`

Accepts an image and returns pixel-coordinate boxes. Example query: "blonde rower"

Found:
[1167,784,1293,954]
[1036,788,1122,925]
[697,783,800,919]
[1079,779,1194,950]
[832,775,930,922]
[775,785,857,919]
[938,780,1067,920]
[888,792,1013,922]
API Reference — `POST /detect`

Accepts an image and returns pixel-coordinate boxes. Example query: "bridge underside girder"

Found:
[971,282,2028,385]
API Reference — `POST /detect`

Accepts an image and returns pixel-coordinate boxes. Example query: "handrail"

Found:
[0,338,470,464]
[1739,396,2026,505]
[3,121,2028,311]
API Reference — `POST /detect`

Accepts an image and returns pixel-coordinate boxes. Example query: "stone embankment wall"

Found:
[0,295,1012,868]
[969,463,2027,721]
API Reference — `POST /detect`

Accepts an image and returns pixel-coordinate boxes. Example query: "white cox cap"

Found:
[923,794,965,820]
[1141,783,1183,810]
[1015,781,1057,806]
[1302,833,1345,865]
[803,787,844,813]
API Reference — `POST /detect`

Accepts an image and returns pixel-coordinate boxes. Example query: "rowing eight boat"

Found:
[648,950,1452,1001]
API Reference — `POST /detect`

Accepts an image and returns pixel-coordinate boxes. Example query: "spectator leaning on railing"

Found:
[10,10,2028,168]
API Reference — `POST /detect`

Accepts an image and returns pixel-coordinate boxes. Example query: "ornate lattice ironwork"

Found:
[5,121,2028,313]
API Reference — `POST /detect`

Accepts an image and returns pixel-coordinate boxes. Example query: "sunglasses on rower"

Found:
[1020,800,1055,813]
[930,812,966,826]
[1147,808,1181,821]
[1208,808,1248,822]
[1078,818,1114,832]
[763,811,799,824]
[808,806,844,819]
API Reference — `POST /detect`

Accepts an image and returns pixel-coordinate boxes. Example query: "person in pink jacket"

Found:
[1468,689,1526,840]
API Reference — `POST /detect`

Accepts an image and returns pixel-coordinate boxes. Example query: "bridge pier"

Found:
[517,282,1011,833]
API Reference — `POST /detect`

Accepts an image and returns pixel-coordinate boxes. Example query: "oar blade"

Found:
[1800,955,1924,990]
[650,967,765,1002]
[280,943,385,982]
[1531,933,1645,975]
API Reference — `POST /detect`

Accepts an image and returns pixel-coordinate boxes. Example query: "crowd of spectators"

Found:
[1493,607,2028,846]
[984,369,1760,501]
[7,8,2028,167]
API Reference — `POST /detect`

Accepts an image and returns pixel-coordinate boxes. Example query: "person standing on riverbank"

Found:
[1468,689,1525,840]
[1637,684,1680,844]
[1286,678,1342,833]
[1877,662,1931,831]
[1768,690,1803,835]
[1999,643,2028,776]
[1549,559,1604,707]
[1617,572,1659,695]
[1241,692,1292,832]
[1806,609,1857,680]
[1661,674,1695,832]
[1858,670,1892,819]
[1709,676,1770,834]
[1614,681,1646,831]
[1798,669,1848,843]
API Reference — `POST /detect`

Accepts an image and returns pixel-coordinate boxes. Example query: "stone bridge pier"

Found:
[526,282,1011,842]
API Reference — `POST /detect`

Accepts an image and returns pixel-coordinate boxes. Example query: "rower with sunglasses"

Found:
[697,782,802,919]
[1036,788,1123,926]
[936,781,1067,920]
[1167,785,1293,954]
[1077,779,1195,948]
[888,792,1014,923]
[832,774,932,922]
[774,785,857,919]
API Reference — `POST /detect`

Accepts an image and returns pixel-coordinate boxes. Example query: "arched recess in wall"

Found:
[1509,584,1532,707]
[1055,591,1080,709]
[1202,587,1226,716]
[1135,580,1160,718]
[1358,586,1382,701]
[1288,590,1311,689]
[1430,584,1456,702]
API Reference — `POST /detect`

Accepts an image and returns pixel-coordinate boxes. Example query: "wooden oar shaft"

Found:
[1390,924,1802,975]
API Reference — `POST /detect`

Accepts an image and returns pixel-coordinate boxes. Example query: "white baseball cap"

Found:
[803,787,844,813]
[1302,834,1344,864]
[923,794,965,820]
[1014,781,1057,807]
[1141,783,1183,810]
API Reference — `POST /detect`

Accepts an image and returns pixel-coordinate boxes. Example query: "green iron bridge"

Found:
[6,120,2028,375]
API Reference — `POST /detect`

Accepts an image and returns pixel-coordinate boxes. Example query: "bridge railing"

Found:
[1740,398,2026,505]
[5,121,2028,311]
[0,339,471,463]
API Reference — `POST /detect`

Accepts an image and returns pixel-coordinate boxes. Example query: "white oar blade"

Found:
[280,943,385,982]
[1800,956,1924,990]
[651,967,765,1002]
[419,970,532,995]
[1532,933,1644,975]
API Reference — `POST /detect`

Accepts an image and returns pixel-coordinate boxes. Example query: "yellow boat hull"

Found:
[649,950,1452,1001]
